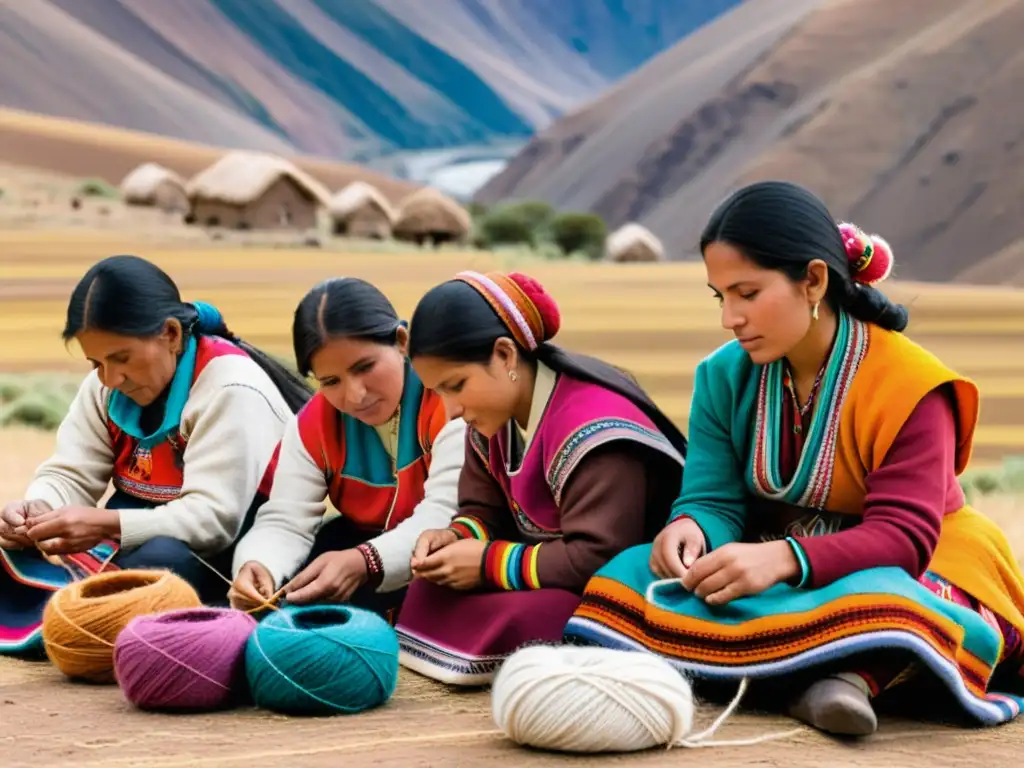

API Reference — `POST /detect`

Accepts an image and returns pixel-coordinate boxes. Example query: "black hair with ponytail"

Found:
[700,180,908,331]
[63,254,312,413]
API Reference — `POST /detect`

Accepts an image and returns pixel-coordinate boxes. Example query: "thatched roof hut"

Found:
[393,188,471,246]
[186,151,330,231]
[120,163,188,212]
[606,223,665,262]
[328,181,396,240]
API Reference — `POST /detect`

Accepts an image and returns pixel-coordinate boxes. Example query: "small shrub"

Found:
[959,455,1024,503]
[549,212,607,260]
[77,178,119,199]
[478,206,537,247]
[0,391,67,430]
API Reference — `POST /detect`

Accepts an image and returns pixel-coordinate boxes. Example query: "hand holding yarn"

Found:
[680,540,801,606]
[0,499,51,548]
[229,561,277,611]
[283,549,367,604]
[838,222,894,286]
[411,537,486,590]
[650,518,706,578]
[284,548,369,605]
[409,527,459,570]
[25,506,117,555]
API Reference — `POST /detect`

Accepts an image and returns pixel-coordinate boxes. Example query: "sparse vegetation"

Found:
[960,457,1024,503]
[76,177,119,199]
[549,211,608,259]
[0,373,81,430]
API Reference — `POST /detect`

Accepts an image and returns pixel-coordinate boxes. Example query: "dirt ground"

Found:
[1,427,1021,766]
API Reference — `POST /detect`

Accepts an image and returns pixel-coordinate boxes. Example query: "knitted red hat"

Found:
[453,270,561,350]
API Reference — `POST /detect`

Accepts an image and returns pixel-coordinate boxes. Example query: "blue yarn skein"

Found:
[245,604,400,716]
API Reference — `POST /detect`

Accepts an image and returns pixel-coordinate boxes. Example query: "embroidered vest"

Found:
[744,321,1023,632]
[107,337,271,504]
[296,369,448,533]
[470,374,684,541]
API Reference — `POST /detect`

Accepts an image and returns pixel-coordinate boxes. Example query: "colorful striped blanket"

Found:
[564,544,1024,726]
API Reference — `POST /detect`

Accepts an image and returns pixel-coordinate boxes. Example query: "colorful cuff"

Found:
[356,542,384,590]
[483,540,542,591]
[785,537,811,589]
[448,515,490,541]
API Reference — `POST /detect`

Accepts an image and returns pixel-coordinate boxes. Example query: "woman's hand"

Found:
[681,540,800,606]
[229,561,277,611]
[412,538,487,591]
[284,549,369,605]
[409,528,459,572]
[0,500,51,549]
[25,506,117,555]
[650,517,707,578]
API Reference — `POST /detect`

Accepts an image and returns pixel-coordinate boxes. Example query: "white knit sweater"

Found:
[23,356,292,554]
[231,414,465,593]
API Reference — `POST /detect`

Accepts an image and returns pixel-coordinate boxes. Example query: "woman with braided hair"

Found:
[0,254,311,655]
[394,270,688,686]
[564,180,1024,736]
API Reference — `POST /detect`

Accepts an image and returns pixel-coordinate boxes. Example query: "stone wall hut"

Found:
[393,188,471,246]
[605,222,665,262]
[185,151,330,231]
[120,163,189,213]
[329,181,395,240]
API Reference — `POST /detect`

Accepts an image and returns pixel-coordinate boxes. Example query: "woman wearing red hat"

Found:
[394,270,689,686]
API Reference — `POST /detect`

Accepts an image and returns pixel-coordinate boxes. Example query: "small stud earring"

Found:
[811,302,820,322]
[508,370,518,382]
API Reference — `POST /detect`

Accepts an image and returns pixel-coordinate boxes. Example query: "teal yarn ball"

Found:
[245,604,399,715]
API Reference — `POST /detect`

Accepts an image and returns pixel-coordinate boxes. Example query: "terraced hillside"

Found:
[2,230,1023,466]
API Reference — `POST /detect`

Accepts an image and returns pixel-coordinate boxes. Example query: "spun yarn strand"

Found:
[187,548,286,614]
[646,577,805,749]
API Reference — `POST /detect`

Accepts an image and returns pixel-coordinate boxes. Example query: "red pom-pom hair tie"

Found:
[506,272,561,342]
[838,222,894,286]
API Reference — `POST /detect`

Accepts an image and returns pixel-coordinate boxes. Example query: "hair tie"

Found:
[192,301,225,334]
[837,222,894,286]
[454,271,541,350]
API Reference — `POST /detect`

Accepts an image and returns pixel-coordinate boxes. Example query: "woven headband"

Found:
[454,271,545,351]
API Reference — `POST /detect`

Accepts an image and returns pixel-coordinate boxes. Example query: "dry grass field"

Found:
[1,231,1022,765]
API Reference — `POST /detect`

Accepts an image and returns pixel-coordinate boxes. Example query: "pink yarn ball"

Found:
[113,607,256,711]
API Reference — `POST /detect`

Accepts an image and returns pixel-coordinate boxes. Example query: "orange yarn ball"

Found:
[42,570,202,683]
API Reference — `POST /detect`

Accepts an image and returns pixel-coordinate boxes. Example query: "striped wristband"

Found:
[483,540,542,591]
[448,515,490,541]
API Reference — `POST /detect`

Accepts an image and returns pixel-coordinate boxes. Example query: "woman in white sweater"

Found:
[0,255,312,656]
[229,277,465,620]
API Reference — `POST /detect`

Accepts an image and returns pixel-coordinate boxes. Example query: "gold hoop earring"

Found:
[811,302,820,322]
[508,370,518,382]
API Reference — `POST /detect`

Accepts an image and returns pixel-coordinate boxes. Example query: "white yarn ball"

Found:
[491,645,695,753]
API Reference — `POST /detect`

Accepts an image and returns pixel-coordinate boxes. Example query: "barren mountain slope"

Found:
[479,0,1024,283]
[0,0,742,158]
